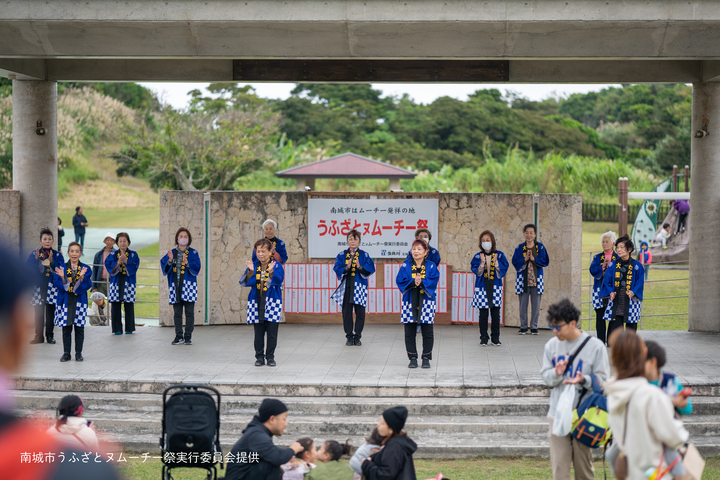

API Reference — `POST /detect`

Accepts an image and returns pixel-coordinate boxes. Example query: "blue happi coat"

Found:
[52,261,93,327]
[161,247,201,304]
[396,259,440,324]
[599,258,645,324]
[27,248,65,306]
[404,246,441,267]
[470,250,509,309]
[589,251,617,310]
[105,248,140,303]
[240,259,285,323]
[331,248,376,307]
[251,237,288,264]
[512,242,550,295]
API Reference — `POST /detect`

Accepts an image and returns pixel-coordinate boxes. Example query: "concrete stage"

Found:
[15,324,720,396]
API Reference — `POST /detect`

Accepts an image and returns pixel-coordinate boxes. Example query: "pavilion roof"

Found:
[275,152,416,179]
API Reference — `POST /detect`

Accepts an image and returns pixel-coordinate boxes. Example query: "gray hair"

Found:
[600,231,617,244]
[262,219,277,230]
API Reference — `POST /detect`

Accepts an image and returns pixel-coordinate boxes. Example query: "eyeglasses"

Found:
[549,324,567,332]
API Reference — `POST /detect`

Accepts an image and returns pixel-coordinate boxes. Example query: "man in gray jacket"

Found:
[541,299,609,480]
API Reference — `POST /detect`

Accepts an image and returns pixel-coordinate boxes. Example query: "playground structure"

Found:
[619,166,691,264]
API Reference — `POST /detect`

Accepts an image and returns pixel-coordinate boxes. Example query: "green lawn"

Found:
[58,207,160,229]
[116,456,720,480]
[580,222,689,330]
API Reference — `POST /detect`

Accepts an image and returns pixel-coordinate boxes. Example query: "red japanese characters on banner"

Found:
[308,199,439,258]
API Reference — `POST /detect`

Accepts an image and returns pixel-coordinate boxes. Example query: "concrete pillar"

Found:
[12,80,58,253]
[689,83,720,332]
[389,178,400,191]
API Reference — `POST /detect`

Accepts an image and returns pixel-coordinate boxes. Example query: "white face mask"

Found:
[481,242,492,251]
[178,238,189,247]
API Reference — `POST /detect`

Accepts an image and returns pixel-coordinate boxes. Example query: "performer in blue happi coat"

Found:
[105,232,140,335]
[332,229,376,347]
[403,227,441,266]
[28,227,65,345]
[512,224,550,335]
[600,235,644,340]
[52,242,92,362]
[588,231,617,345]
[251,219,288,264]
[240,238,285,367]
[397,240,440,369]
[471,230,509,346]
[161,227,202,346]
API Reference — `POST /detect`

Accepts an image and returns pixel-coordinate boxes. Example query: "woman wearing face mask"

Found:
[588,231,617,345]
[105,232,140,335]
[161,228,202,346]
[403,228,440,266]
[396,240,440,369]
[252,219,288,265]
[471,230,509,346]
[600,235,645,341]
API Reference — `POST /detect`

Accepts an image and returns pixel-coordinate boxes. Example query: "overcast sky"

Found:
[139,82,622,110]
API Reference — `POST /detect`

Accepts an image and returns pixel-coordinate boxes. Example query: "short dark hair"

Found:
[615,235,634,254]
[67,241,83,253]
[40,227,54,240]
[57,217,62,225]
[174,227,192,247]
[523,224,537,234]
[254,238,273,252]
[347,229,361,241]
[644,340,667,369]
[663,223,671,229]
[75,206,81,213]
[546,298,580,326]
[116,232,131,246]
[478,230,496,251]
[415,228,432,241]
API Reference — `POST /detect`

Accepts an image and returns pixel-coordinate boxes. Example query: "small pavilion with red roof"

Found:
[275,152,416,191]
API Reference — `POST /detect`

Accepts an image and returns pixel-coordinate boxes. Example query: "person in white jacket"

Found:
[46,395,100,452]
[604,330,689,480]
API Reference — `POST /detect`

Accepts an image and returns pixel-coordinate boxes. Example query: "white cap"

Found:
[90,291,106,301]
[103,232,115,242]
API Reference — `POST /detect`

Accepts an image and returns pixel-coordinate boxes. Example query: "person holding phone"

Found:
[46,395,100,452]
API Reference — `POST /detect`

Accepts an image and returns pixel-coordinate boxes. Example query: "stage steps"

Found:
[13,390,720,458]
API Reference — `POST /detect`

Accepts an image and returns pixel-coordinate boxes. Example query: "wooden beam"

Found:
[233,60,509,82]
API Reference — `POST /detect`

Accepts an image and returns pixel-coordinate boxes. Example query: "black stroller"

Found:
[160,384,224,480]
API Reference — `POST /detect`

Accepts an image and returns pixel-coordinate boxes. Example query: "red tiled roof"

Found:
[276,152,416,179]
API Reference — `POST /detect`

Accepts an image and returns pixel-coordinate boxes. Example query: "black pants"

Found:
[479,307,501,344]
[342,303,365,340]
[404,323,433,360]
[173,301,195,340]
[595,298,609,345]
[62,325,84,354]
[111,302,135,333]
[607,315,638,342]
[677,212,688,233]
[254,321,279,360]
[35,303,56,339]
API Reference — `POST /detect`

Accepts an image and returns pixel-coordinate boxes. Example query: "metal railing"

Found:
[581,251,688,331]
[86,261,160,321]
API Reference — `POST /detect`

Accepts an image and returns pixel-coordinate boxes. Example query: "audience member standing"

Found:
[72,206,89,248]
[541,299,609,480]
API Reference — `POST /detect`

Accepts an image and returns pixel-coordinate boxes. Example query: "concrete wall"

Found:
[159,191,206,327]
[162,191,582,328]
[0,190,21,254]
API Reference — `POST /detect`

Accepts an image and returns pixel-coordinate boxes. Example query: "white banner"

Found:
[308,198,439,258]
